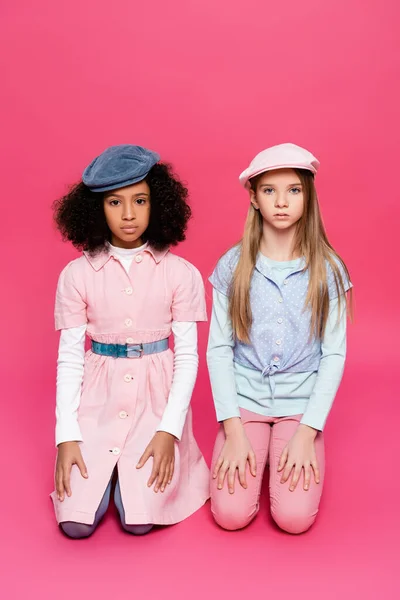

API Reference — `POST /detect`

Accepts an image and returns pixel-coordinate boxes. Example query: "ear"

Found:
[249,189,259,210]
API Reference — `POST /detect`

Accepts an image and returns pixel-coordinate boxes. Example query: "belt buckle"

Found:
[126,343,144,359]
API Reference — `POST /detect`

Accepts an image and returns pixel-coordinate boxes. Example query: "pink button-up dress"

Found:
[51,246,210,525]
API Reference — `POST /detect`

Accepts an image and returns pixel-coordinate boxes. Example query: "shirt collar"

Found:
[83,245,170,271]
[255,254,306,280]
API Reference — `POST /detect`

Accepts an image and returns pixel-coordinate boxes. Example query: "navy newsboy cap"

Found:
[82,144,160,192]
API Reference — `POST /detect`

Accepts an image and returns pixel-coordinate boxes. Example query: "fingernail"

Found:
[218,485,222,490]
[305,485,309,490]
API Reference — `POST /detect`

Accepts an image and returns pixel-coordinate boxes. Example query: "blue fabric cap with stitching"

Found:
[82,144,160,192]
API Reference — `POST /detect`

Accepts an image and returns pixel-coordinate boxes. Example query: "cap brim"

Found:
[240,163,317,188]
[86,173,148,193]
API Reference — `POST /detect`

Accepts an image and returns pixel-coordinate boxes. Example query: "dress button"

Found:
[125,287,133,295]
[126,337,134,344]
[119,411,128,419]
[135,255,143,263]
[112,447,120,455]
[273,356,280,362]
[283,280,288,285]
[277,318,283,324]
[276,339,282,345]
[125,318,132,327]
[278,298,283,303]
[124,374,133,383]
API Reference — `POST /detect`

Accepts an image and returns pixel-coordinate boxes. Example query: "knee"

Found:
[211,502,257,531]
[60,521,96,539]
[121,523,153,536]
[271,508,317,535]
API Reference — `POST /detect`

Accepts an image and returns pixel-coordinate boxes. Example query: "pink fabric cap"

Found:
[239,143,320,189]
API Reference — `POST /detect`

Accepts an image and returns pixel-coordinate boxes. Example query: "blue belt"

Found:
[91,338,169,359]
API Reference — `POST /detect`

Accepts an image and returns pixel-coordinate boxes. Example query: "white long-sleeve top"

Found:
[55,243,199,446]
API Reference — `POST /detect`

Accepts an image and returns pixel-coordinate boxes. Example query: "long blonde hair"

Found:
[229,169,352,343]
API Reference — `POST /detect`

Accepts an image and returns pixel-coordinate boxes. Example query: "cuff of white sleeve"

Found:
[156,412,187,441]
[56,419,83,447]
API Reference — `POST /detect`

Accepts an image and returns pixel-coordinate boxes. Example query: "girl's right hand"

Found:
[55,441,88,502]
[212,418,257,494]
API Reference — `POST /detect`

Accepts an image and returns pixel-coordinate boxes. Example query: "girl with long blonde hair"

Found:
[207,143,352,534]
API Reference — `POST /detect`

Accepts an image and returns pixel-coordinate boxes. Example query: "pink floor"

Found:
[1,360,399,599]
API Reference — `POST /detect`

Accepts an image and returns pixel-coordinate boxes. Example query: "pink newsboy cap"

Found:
[239,143,320,189]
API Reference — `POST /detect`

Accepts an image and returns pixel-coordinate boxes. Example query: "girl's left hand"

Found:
[136,431,176,493]
[278,424,320,492]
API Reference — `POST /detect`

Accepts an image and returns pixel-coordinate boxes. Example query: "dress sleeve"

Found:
[55,261,88,330]
[171,259,207,322]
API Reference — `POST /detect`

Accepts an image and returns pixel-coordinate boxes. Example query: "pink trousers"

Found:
[211,409,325,534]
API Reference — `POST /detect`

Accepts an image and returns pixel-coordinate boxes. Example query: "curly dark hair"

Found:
[53,163,191,253]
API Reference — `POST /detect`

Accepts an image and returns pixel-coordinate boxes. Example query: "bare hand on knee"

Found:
[136,431,176,493]
[56,441,88,502]
[278,424,320,492]
[213,418,257,494]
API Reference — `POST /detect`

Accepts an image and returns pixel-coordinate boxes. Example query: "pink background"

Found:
[1,0,399,598]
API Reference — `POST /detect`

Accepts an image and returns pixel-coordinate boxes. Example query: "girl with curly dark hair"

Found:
[51,145,209,539]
